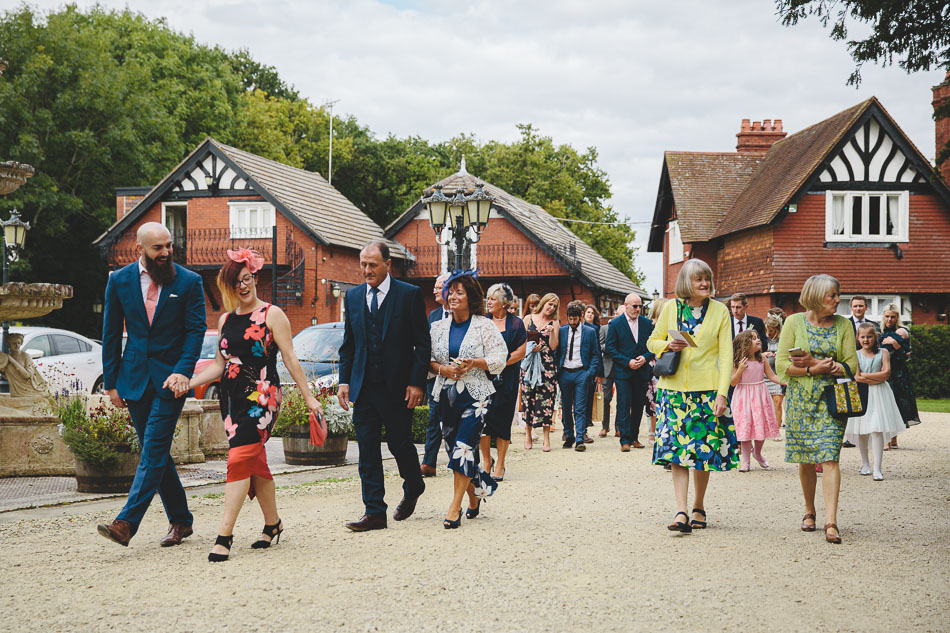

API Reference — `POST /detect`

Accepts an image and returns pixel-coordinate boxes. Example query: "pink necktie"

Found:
[145,279,159,324]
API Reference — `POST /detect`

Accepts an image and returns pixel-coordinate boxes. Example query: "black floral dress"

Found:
[219,303,282,449]
[521,318,557,428]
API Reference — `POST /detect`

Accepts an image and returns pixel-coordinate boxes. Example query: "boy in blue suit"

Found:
[604,293,655,450]
[98,223,206,547]
[556,302,602,451]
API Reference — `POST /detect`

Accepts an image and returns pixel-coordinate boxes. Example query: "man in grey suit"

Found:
[597,306,624,437]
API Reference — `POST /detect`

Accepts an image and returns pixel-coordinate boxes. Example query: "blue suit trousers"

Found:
[559,369,589,446]
[117,385,191,533]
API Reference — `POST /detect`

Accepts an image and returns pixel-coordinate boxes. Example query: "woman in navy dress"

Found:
[480,283,527,482]
[429,271,508,528]
[880,304,920,447]
[190,249,321,561]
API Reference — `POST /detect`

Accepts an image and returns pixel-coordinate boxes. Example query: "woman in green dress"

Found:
[776,275,858,544]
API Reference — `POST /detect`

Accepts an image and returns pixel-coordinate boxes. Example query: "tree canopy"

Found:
[0,5,641,337]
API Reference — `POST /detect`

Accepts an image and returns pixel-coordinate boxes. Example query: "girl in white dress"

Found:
[844,323,905,481]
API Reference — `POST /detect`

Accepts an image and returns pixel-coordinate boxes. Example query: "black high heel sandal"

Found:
[667,512,692,533]
[690,508,707,530]
[465,498,482,519]
[443,510,462,529]
[208,534,233,562]
[252,519,283,549]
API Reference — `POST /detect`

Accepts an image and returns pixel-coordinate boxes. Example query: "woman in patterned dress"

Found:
[775,274,857,544]
[520,293,560,451]
[879,304,920,448]
[647,260,737,534]
[429,271,508,528]
[190,249,321,561]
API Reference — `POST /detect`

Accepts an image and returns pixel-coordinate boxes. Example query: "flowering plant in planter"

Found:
[273,378,353,438]
[54,395,139,470]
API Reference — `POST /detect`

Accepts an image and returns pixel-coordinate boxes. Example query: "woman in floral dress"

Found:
[647,260,737,534]
[776,274,857,544]
[429,271,508,528]
[520,293,560,451]
[190,249,320,561]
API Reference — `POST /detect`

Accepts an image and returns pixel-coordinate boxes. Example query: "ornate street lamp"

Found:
[0,208,30,361]
[652,289,660,302]
[422,185,449,234]
[465,183,493,234]
[420,179,495,271]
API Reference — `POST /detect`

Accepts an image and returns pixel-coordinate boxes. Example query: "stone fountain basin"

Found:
[0,283,73,321]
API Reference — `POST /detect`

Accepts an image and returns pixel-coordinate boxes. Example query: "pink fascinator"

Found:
[226,248,265,274]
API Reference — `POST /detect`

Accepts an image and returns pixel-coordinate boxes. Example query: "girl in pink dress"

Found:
[731,331,783,471]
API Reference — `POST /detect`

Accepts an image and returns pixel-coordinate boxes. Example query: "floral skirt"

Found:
[652,389,738,471]
[784,378,845,463]
[439,385,498,499]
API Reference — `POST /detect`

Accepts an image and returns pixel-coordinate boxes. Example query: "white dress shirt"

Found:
[365,274,391,309]
[138,258,162,302]
[563,325,583,369]
[733,316,748,333]
[625,313,639,343]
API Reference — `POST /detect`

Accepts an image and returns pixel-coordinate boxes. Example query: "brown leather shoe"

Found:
[393,488,424,521]
[160,522,194,547]
[420,464,437,477]
[615,430,620,437]
[632,440,645,449]
[345,514,388,532]
[620,444,631,452]
[583,433,594,444]
[97,520,132,547]
[574,443,586,452]
[598,429,608,437]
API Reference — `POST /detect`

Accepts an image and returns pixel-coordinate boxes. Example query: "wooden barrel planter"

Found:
[74,444,140,493]
[282,423,349,465]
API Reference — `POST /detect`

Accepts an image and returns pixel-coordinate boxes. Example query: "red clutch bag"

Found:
[309,410,327,447]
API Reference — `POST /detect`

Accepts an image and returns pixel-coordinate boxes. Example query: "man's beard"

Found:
[144,251,177,286]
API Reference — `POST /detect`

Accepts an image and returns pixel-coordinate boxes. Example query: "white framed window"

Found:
[825,191,909,243]
[837,294,912,324]
[228,202,275,239]
[667,220,684,264]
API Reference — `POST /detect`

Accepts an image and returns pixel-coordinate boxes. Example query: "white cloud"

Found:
[23,0,946,294]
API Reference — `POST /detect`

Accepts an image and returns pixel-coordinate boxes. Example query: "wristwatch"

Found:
[805,366,811,376]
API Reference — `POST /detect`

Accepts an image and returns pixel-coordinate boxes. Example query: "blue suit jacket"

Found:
[555,323,602,380]
[605,314,655,382]
[428,306,450,326]
[338,276,430,403]
[101,262,206,401]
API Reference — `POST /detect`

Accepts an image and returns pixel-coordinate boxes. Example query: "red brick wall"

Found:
[716,226,774,296]
[773,192,950,293]
[115,195,145,222]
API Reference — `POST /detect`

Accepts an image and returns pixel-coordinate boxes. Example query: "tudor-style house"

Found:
[648,94,950,325]
[385,162,647,318]
[95,137,407,333]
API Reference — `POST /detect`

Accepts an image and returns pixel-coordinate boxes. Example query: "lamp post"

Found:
[420,182,494,271]
[652,289,660,302]
[0,209,30,393]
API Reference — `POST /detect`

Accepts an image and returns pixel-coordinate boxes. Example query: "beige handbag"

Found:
[591,385,604,423]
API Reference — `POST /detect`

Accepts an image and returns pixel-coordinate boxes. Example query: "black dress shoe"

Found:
[562,439,574,449]
[842,440,855,448]
[574,443,586,452]
[393,487,424,521]
[345,514,388,532]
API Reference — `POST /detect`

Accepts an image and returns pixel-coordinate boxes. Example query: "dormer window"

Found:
[825,191,908,243]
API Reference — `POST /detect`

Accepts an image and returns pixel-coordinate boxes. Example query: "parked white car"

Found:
[10,326,104,395]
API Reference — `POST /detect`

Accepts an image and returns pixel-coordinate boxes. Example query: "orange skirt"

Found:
[226,443,273,500]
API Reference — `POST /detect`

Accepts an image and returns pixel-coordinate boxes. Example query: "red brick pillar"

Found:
[933,71,950,184]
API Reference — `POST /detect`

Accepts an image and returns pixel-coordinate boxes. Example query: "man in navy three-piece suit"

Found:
[338,240,430,531]
[98,222,206,547]
[556,302,602,451]
[605,293,655,451]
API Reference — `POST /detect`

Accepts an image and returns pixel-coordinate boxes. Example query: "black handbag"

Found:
[653,304,683,378]
[821,363,869,421]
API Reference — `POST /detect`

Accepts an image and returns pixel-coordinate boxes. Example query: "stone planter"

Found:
[282,423,348,465]
[73,444,140,493]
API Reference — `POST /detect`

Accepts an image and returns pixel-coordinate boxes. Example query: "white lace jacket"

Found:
[430,315,508,403]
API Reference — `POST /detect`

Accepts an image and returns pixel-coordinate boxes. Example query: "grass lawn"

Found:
[917,398,950,413]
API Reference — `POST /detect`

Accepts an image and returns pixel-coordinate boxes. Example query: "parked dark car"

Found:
[276,322,345,385]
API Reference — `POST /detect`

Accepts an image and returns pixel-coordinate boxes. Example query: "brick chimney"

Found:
[933,71,950,184]
[736,118,787,155]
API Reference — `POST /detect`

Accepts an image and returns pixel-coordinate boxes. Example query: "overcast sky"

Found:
[26,0,946,293]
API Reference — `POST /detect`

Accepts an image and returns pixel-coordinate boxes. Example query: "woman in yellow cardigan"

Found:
[647,259,738,533]
[775,274,857,544]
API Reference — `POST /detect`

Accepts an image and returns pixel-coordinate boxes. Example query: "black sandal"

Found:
[690,508,707,529]
[251,519,283,549]
[443,510,462,529]
[208,534,233,562]
[667,512,692,533]
[465,498,481,520]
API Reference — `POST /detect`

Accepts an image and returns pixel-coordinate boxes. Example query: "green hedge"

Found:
[347,405,430,444]
[908,325,950,398]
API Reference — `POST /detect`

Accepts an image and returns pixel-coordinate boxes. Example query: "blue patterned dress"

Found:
[652,300,739,471]
[784,323,844,463]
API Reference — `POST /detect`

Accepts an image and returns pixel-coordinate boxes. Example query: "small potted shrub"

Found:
[275,380,352,465]
[55,396,140,493]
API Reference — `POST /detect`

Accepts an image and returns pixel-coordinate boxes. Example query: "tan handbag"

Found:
[591,385,604,423]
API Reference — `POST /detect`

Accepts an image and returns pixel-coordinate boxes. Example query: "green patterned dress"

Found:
[784,323,844,463]
[652,300,739,471]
